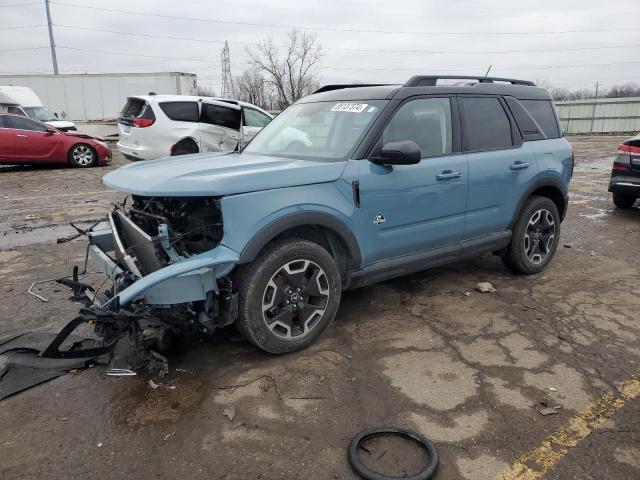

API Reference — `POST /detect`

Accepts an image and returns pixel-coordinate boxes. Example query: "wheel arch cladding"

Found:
[238,212,362,274]
[511,180,567,228]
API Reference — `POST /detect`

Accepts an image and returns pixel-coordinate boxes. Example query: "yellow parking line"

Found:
[498,379,640,480]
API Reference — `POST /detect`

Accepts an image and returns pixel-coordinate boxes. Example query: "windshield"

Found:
[243,100,385,161]
[23,106,57,122]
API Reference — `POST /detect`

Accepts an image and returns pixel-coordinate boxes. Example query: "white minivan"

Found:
[116,95,273,161]
[0,86,77,132]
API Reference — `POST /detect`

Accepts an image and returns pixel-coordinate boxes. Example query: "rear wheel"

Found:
[171,139,199,156]
[502,195,560,274]
[612,193,637,209]
[236,238,342,354]
[68,144,97,168]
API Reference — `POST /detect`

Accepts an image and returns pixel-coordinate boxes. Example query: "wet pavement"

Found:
[0,137,639,479]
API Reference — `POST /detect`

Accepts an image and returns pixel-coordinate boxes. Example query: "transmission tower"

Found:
[220,41,234,98]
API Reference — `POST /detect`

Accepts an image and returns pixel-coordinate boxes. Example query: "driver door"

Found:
[357,97,468,265]
[198,100,242,152]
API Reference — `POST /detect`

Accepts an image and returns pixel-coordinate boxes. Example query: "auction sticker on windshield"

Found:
[331,103,369,113]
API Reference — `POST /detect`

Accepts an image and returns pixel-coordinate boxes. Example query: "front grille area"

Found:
[128,196,223,259]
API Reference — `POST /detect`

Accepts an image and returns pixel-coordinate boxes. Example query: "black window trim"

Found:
[364,94,463,161]
[503,96,547,142]
[458,94,523,154]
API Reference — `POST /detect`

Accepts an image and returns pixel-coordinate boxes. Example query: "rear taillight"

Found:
[132,117,154,128]
[618,143,640,155]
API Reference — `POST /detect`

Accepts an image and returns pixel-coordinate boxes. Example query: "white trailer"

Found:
[0,72,197,122]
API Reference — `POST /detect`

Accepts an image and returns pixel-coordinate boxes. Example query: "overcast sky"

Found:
[1,0,639,93]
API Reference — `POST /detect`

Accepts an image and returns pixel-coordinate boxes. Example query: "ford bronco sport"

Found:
[76,75,573,355]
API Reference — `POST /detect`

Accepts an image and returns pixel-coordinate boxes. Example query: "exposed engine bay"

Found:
[128,195,224,261]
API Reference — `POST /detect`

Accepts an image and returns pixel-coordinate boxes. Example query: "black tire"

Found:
[502,195,561,275]
[171,139,199,156]
[68,144,97,168]
[236,238,342,354]
[612,193,636,209]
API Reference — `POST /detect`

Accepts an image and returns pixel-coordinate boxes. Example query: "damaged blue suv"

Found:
[81,75,572,354]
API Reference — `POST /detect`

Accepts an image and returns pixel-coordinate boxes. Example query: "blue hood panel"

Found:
[103,152,347,197]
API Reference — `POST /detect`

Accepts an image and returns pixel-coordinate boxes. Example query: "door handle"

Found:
[436,170,461,180]
[16,134,28,138]
[510,161,530,170]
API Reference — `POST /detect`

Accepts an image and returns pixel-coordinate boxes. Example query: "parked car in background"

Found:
[0,86,77,132]
[83,75,572,355]
[0,113,111,167]
[609,134,640,208]
[116,95,273,160]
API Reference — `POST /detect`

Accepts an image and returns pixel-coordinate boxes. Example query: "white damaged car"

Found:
[116,95,273,160]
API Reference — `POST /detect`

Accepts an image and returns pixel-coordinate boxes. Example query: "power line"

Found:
[0,25,46,31]
[0,46,49,54]
[52,24,640,55]
[0,2,40,7]
[49,1,637,36]
[57,46,221,63]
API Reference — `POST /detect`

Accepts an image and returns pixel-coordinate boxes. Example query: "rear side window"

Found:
[461,97,513,151]
[0,116,5,128]
[520,100,560,139]
[121,98,146,117]
[200,104,241,130]
[159,102,199,122]
[6,115,48,132]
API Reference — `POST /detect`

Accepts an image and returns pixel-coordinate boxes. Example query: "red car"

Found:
[0,113,111,167]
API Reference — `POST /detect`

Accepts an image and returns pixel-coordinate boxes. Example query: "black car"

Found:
[609,134,640,208]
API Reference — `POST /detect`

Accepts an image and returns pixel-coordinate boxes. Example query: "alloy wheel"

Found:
[524,208,556,264]
[72,145,94,166]
[261,259,330,339]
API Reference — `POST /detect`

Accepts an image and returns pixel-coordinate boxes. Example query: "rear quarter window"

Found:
[520,100,560,139]
[159,102,199,122]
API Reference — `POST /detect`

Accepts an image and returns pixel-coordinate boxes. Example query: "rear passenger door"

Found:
[199,100,242,152]
[461,96,538,239]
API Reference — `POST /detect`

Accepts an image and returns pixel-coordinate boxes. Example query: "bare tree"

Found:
[247,29,322,108]
[234,69,268,107]
[196,85,217,97]
[606,83,640,98]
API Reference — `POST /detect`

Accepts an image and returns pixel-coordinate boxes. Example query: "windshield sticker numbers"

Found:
[331,103,369,113]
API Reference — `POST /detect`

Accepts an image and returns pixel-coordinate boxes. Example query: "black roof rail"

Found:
[404,76,535,87]
[314,84,389,94]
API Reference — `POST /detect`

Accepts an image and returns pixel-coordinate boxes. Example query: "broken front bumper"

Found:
[86,216,239,311]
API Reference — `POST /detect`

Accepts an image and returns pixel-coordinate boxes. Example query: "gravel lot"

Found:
[1,136,639,479]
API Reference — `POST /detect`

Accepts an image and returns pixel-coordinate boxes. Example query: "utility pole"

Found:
[45,0,59,74]
[589,81,599,135]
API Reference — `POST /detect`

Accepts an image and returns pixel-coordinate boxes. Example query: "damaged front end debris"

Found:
[56,196,242,371]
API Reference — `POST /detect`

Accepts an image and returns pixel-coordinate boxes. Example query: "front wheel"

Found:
[236,238,342,354]
[502,196,561,274]
[68,144,97,167]
[612,193,637,209]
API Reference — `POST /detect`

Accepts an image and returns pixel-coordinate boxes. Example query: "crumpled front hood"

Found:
[103,152,347,197]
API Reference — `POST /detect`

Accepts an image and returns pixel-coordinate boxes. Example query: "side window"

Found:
[159,102,199,122]
[520,100,560,139]
[461,97,513,151]
[7,115,48,132]
[7,107,25,116]
[243,108,272,128]
[0,116,5,128]
[382,98,452,158]
[200,104,241,130]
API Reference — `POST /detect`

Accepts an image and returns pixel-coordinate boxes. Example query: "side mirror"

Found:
[370,140,421,166]
[45,126,57,135]
[54,112,59,118]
